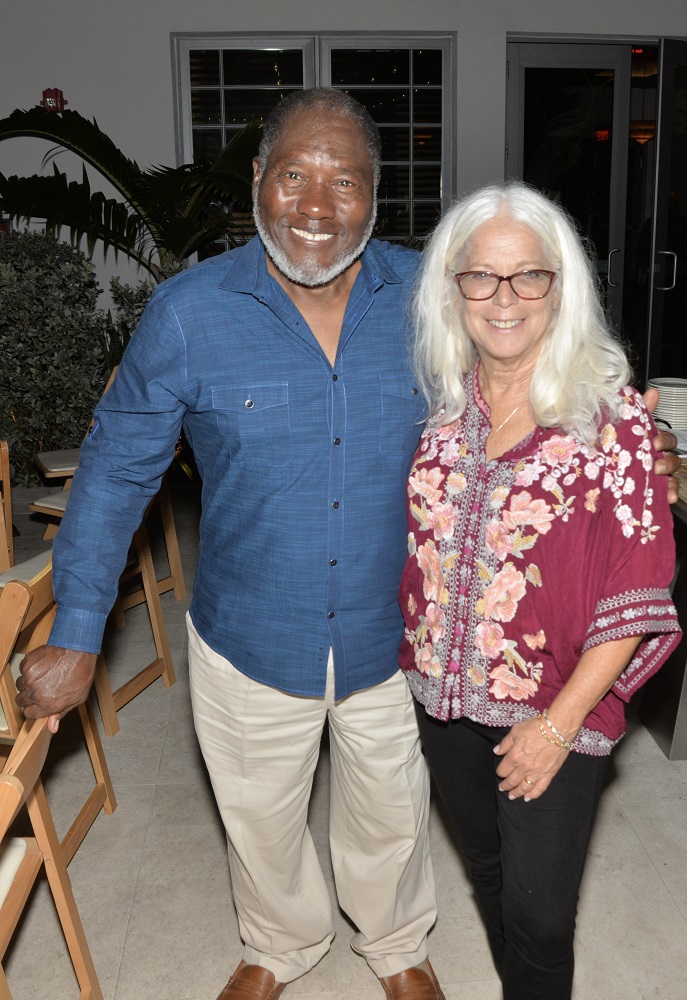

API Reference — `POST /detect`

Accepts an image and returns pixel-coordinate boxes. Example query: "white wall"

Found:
[2,0,687,298]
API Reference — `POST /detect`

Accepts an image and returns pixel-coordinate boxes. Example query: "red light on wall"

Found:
[40,88,68,112]
[594,129,610,142]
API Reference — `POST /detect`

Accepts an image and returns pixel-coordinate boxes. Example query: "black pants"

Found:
[416,709,608,1000]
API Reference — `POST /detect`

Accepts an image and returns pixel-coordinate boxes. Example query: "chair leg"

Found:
[134,521,176,691]
[59,702,117,865]
[92,653,119,737]
[42,521,59,541]
[27,781,104,1000]
[92,520,176,735]
[78,700,116,817]
[158,477,186,601]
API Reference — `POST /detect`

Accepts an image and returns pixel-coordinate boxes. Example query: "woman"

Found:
[399,182,681,1000]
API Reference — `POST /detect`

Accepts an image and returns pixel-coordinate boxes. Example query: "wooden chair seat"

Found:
[34,447,81,479]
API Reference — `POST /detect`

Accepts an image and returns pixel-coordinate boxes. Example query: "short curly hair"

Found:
[257,88,382,185]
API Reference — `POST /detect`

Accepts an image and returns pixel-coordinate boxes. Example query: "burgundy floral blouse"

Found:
[399,367,681,755]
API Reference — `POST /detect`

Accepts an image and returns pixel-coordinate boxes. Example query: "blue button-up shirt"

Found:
[49,236,426,699]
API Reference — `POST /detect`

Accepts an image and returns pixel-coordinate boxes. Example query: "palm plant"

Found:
[0,106,261,280]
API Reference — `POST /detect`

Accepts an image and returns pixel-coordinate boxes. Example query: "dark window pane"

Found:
[523,67,615,260]
[342,88,410,123]
[379,126,410,160]
[331,49,410,85]
[413,164,441,199]
[224,88,302,125]
[191,89,221,125]
[225,210,257,244]
[192,128,223,163]
[413,49,442,86]
[413,127,442,160]
[222,49,303,86]
[375,202,410,240]
[378,165,410,200]
[190,50,221,87]
[413,202,442,236]
[413,88,442,123]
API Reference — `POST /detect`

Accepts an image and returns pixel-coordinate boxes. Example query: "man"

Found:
[16,90,678,1000]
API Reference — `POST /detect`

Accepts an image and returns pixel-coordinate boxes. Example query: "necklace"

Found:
[492,403,522,435]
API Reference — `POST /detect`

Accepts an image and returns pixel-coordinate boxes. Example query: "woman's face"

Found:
[455,214,558,372]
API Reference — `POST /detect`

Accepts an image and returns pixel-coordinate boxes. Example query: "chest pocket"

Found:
[212,383,293,467]
[379,373,426,461]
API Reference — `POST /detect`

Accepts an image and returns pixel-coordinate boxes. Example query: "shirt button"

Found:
[330,558,337,566]
[412,387,419,395]
[332,374,339,381]
[244,399,254,409]
[328,611,335,619]
[334,437,341,445]
[331,501,340,509]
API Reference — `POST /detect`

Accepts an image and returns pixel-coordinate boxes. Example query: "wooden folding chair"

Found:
[0,580,103,999]
[0,538,116,866]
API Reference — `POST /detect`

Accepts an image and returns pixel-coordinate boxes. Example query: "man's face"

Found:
[252,109,377,288]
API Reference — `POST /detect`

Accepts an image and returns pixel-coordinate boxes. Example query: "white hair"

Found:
[412,181,632,444]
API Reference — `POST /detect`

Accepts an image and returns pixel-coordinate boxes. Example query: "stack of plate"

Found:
[647,377,687,431]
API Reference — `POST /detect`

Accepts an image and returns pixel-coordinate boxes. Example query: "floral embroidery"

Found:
[584,488,600,513]
[475,620,507,659]
[416,540,446,604]
[489,664,539,701]
[482,563,527,622]
[399,370,679,751]
[524,630,546,650]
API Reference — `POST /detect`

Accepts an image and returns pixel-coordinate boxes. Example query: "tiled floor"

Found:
[4,482,687,999]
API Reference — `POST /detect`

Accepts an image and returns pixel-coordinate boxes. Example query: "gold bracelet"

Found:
[538,713,570,750]
[542,708,574,750]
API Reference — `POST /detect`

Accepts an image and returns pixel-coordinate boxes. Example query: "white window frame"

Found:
[171,31,457,229]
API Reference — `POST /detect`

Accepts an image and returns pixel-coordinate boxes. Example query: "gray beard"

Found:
[252,192,376,288]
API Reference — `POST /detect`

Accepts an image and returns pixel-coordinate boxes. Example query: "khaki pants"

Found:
[187,615,437,984]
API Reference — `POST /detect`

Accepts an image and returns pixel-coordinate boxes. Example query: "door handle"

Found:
[656,250,677,291]
[607,248,621,288]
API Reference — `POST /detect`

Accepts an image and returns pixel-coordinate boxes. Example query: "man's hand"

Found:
[643,386,680,503]
[15,645,97,734]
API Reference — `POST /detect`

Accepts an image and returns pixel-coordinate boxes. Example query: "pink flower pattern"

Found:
[399,375,675,724]
[482,563,527,622]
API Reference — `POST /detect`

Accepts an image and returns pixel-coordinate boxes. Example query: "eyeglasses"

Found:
[453,269,558,300]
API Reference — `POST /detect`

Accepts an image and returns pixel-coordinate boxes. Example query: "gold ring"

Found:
[524,778,535,786]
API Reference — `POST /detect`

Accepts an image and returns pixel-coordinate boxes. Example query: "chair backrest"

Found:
[0,441,13,572]
[0,564,55,739]
[0,581,104,998]
[0,715,52,839]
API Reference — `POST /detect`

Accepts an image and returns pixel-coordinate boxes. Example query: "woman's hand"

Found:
[493,715,569,801]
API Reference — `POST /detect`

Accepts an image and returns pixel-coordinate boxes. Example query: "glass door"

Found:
[506,43,631,334]
[645,39,687,381]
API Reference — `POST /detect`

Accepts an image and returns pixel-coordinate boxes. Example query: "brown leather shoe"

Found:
[216,961,287,1000]
[380,959,445,999]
